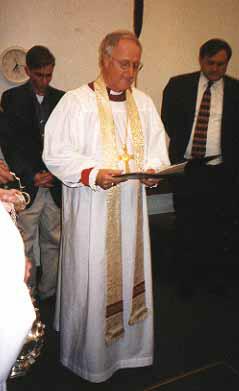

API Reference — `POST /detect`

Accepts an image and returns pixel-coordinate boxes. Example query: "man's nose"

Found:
[211,63,219,72]
[42,76,50,85]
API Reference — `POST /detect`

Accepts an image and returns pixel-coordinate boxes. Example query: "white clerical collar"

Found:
[88,81,126,101]
[109,89,123,96]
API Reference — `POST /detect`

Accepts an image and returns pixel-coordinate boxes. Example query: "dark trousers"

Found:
[172,164,237,287]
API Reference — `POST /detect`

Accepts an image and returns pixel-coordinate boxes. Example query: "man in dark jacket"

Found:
[1,45,65,300]
[161,38,239,296]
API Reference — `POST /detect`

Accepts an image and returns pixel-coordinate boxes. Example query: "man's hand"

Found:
[0,188,22,203]
[0,160,14,184]
[96,169,126,190]
[34,171,54,188]
[140,168,160,187]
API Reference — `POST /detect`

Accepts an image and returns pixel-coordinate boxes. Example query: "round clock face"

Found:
[0,46,28,84]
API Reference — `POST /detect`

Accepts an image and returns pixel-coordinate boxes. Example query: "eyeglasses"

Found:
[111,56,143,72]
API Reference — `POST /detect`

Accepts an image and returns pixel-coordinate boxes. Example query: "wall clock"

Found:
[0,46,28,84]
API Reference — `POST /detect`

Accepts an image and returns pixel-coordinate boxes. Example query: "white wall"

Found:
[0,0,239,111]
[0,0,133,93]
[141,0,239,109]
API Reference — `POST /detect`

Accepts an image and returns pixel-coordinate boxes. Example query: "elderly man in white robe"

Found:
[43,30,170,383]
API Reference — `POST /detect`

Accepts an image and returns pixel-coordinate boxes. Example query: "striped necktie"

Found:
[191,80,213,158]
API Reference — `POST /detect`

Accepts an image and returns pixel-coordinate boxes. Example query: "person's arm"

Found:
[0,114,40,189]
[0,160,14,184]
[43,91,111,189]
[161,79,175,139]
[2,91,62,190]
[0,203,35,384]
[1,90,11,113]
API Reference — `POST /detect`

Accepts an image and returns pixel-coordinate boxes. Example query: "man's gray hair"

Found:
[99,30,142,68]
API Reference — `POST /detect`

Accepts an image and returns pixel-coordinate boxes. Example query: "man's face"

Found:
[25,64,54,95]
[102,38,142,91]
[199,49,229,81]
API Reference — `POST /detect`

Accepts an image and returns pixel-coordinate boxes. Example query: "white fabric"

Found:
[185,73,223,164]
[43,84,170,382]
[36,94,44,104]
[0,202,35,391]
[89,168,100,190]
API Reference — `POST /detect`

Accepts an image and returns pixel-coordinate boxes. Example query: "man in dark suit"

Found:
[1,45,65,300]
[161,38,239,295]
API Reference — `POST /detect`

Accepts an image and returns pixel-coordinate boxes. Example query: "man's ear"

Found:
[24,66,31,77]
[102,55,111,69]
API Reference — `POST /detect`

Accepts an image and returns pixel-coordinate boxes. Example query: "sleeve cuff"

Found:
[81,167,94,186]
[81,167,101,191]
[89,168,101,191]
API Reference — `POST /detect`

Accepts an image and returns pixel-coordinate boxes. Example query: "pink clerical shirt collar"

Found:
[88,81,126,101]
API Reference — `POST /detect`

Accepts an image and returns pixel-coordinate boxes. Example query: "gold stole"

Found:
[94,75,148,345]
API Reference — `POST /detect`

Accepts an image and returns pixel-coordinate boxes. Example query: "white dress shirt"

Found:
[185,73,223,164]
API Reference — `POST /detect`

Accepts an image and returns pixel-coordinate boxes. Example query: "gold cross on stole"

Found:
[118,144,134,173]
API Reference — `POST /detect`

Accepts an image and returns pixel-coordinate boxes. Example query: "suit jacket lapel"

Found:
[22,82,43,142]
[183,72,200,146]
[44,86,57,111]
